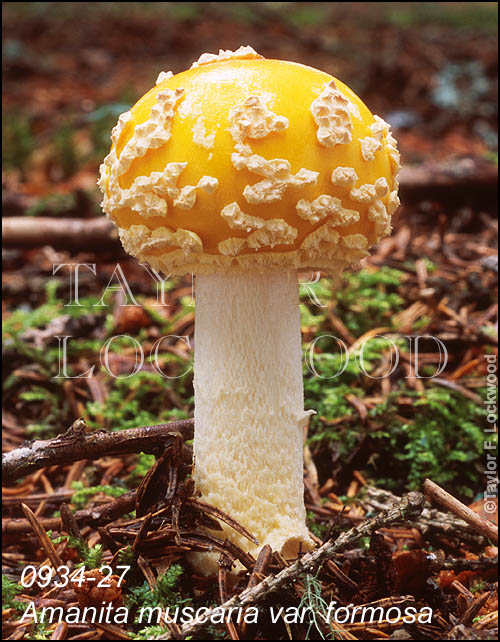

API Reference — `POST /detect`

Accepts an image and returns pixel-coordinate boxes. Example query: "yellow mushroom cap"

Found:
[99,46,401,275]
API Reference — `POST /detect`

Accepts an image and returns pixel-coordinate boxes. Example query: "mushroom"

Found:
[98,46,401,572]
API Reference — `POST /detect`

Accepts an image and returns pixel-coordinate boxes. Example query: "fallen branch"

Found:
[398,157,498,206]
[2,216,122,250]
[155,491,425,640]
[363,486,490,545]
[423,478,498,545]
[2,418,194,482]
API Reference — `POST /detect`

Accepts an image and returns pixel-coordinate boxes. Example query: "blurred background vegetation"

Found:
[3,2,498,185]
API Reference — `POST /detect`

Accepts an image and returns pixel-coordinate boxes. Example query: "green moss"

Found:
[3,292,61,343]
[134,625,170,640]
[117,545,136,567]
[70,481,128,510]
[307,511,327,539]
[127,564,188,611]
[2,575,23,610]
[25,620,52,640]
[304,326,489,498]
[301,265,489,498]
[380,387,490,497]
[85,372,190,433]
[49,532,103,568]
[128,453,156,485]
[335,267,406,336]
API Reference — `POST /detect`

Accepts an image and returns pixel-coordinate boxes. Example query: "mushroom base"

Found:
[192,270,314,574]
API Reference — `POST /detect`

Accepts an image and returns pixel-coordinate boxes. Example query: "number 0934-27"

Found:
[20,565,130,589]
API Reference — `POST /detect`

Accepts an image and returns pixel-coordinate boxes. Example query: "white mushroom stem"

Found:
[193,270,313,571]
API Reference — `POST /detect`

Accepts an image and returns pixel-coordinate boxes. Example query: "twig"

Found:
[91,489,137,522]
[238,545,273,639]
[91,621,130,640]
[21,503,64,578]
[431,378,483,405]
[441,557,498,571]
[3,516,62,534]
[50,622,68,640]
[423,479,498,545]
[2,418,194,482]
[247,544,272,589]
[362,486,489,544]
[59,502,81,539]
[188,498,258,545]
[218,563,240,640]
[155,492,425,640]
[3,490,137,534]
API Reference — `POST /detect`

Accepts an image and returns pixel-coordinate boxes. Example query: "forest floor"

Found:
[2,3,498,640]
